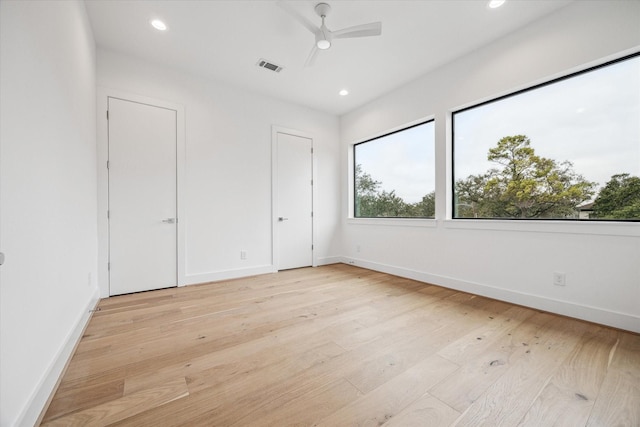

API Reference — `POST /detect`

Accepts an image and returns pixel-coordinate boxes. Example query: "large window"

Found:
[453,53,640,221]
[354,120,435,218]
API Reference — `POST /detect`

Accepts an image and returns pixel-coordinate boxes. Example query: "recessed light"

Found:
[151,19,167,31]
[339,89,349,96]
[488,0,506,9]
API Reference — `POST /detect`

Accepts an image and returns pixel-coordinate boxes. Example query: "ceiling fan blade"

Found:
[332,22,382,39]
[304,45,320,67]
[276,1,319,35]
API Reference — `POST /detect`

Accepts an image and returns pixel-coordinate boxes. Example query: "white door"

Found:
[108,97,177,295]
[276,132,313,270]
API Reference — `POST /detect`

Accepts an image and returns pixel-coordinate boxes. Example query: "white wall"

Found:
[340,0,640,333]
[0,1,99,426]
[96,50,341,296]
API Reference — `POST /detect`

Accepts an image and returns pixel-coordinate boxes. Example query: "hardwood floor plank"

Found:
[64,284,381,385]
[518,327,619,426]
[117,311,446,425]
[183,340,347,396]
[586,332,640,427]
[40,264,640,427]
[436,305,536,365]
[42,377,188,426]
[313,354,459,426]
[231,378,363,426]
[383,393,460,427]
[451,316,592,426]
[344,334,437,394]
[42,378,124,421]
[430,311,556,412]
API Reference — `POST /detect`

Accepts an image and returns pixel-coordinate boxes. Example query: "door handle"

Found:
[162,218,177,224]
[278,217,289,222]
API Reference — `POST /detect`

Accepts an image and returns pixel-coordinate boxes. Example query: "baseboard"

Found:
[183,264,276,286]
[18,290,101,427]
[341,257,640,333]
[315,256,342,266]
[183,259,345,285]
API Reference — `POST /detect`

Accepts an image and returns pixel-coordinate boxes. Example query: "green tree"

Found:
[412,191,435,217]
[370,190,408,217]
[354,164,383,217]
[355,165,434,218]
[592,173,640,219]
[456,135,595,218]
[455,174,490,218]
[355,164,381,197]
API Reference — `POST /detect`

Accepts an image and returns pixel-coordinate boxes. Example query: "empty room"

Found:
[1,0,639,426]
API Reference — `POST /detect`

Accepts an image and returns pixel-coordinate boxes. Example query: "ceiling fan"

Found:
[278,2,382,67]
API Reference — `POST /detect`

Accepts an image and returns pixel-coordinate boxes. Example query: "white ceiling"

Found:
[85,0,573,116]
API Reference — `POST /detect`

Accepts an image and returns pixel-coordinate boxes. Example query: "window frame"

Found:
[451,51,640,223]
[353,119,435,220]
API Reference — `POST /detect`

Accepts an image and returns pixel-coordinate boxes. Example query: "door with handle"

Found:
[108,97,177,295]
[275,131,313,270]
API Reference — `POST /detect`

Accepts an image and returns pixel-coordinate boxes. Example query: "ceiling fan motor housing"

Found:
[315,3,331,17]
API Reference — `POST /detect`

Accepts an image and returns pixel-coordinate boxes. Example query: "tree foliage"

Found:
[455,135,596,218]
[592,173,640,219]
[355,135,637,221]
[355,164,434,218]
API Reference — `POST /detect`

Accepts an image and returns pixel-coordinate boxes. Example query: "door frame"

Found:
[271,126,317,270]
[97,88,186,298]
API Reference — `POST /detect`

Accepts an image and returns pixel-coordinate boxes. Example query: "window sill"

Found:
[443,218,639,237]
[345,217,638,236]
[347,218,437,228]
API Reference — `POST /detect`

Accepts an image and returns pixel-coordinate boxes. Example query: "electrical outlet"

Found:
[240,250,247,260]
[553,272,566,286]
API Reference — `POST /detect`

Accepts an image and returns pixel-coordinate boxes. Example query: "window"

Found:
[453,53,640,221]
[354,120,435,218]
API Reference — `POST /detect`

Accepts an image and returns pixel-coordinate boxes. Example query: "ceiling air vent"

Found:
[257,59,283,73]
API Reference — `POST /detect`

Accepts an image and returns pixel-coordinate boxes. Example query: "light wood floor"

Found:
[41,264,640,426]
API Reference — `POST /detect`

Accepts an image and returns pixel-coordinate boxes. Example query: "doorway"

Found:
[107,97,177,295]
[273,128,314,270]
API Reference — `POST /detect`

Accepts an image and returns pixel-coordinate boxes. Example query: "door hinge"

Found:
[107,210,110,219]
[106,110,109,120]
[106,160,109,169]
[311,147,314,154]
[311,211,313,217]
[107,262,110,271]
[311,179,313,186]
[311,244,314,250]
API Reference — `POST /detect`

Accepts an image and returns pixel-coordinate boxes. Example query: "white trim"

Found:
[316,256,343,266]
[341,258,640,333]
[271,126,317,270]
[96,87,187,297]
[184,265,276,285]
[18,292,100,427]
[344,214,639,237]
[442,219,640,237]
[347,218,437,228]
